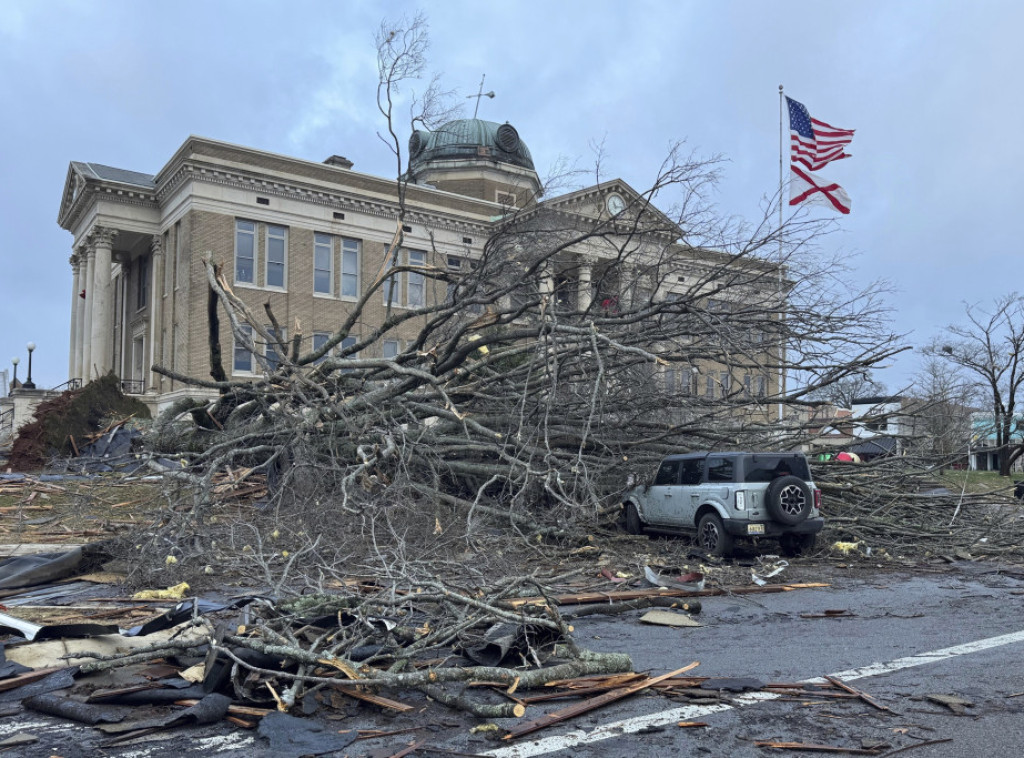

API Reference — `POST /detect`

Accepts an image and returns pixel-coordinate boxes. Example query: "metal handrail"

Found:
[0,407,13,434]
[51,378,82,392]
[120,379,145,395]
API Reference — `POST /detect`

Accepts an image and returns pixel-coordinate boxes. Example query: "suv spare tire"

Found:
[765,475,812,525]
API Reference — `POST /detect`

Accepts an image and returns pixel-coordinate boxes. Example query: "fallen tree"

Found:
[134,16,905,586]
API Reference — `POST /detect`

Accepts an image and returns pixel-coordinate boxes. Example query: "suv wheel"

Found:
[624,502,644,535]
[779,533,817,557]
[765,475,812,525]
[697,512,734,558]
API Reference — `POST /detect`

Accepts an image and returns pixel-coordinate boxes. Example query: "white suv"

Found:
[623,452,823,557]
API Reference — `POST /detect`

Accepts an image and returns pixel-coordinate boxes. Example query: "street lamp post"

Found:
[23,342,36,390]
[9,357,18,394]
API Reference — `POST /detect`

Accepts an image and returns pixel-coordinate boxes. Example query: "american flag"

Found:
[787,97,854,171]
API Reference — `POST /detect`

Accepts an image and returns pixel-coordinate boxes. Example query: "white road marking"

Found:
[484,627,1024,758]
[116,732,255,758]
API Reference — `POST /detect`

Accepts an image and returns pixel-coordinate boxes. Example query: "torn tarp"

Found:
[0,548,84,590]
[257,712,358,756]
[0,596,260,643]
[461,622,561,667]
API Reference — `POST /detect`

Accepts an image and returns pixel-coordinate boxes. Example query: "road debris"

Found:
[503,662,700,740]
[751,558,789,586]
[755,740,887,754]
[638,609,701,627]
[924,693,974,715]
[824,676,898,715]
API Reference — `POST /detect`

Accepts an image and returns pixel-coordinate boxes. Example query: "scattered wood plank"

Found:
[825,675,898,714]
[504,583,829,609]
[174,699,274,718]
[0,667,66,694]
[504,662,699,741]
[330,684,414,713]
[754,741,885,754]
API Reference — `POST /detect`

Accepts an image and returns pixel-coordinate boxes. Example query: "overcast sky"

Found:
[1,0,1020,392]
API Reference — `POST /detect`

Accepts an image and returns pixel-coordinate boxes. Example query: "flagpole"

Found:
[778,85,785,425]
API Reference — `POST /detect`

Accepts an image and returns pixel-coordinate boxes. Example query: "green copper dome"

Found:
[409,119,535,172]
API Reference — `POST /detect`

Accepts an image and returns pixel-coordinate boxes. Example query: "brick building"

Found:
[57,118,780,416]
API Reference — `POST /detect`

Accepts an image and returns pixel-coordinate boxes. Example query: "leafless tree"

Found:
[906,354,975,469]
[925,293,1024,476]
[805,371,887,410]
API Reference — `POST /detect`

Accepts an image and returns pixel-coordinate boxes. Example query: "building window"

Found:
[265,327,283,371]
[314,233,333,295]
[235,220,255,284]
[719,371,731,398]
[174,220,185,290]
[757,375,767,398]
[383,251,398,306]
[266,225,287,289]
[339,335,359,372]
[340,335,358,357]
[233,324,253,373]
[312,331,330,364]
[341,238,360,298]
[162,230,171,295]
[407,250,425,307]
[706,375,715,398]
[744,374,753,398]
[447,255,463,271]
[383,340,399,359]
[136,256,149,309]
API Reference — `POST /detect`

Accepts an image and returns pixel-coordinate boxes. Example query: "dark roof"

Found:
[851,395,903,406]
[408,119,535,172]
[847,437,898,455]
[75,162,156,189]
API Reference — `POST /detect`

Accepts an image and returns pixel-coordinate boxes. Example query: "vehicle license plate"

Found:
[747,524,765,535]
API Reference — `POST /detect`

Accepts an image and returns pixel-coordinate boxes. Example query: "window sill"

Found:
[235,282,289,295]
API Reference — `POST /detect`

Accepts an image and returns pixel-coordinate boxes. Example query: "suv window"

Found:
[654,459,681,486]
[680,459,703,485]
[743,454,811,483]
[706,457,734,482]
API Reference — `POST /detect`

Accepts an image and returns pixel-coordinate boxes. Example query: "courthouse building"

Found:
[57,118,777,415]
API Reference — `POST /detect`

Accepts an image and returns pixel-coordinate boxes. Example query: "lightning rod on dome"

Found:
[466,74,495,119]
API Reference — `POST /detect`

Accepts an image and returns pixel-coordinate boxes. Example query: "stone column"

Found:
[81,243,95,382]
[88,226,117,380]
[148,236,164,393]
[68,253,81,382]
[578,257,593,311]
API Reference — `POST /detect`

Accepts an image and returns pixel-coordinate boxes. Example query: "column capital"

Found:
[150,235,164,257]
[90,226,118,247]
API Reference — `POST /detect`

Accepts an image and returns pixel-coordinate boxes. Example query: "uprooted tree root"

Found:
[9,374,150,471]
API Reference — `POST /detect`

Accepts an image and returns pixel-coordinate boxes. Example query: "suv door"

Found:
[674,457,705,527]
[643,458,682,525]
[688,455,734,522]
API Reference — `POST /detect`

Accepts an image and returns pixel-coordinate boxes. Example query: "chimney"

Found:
[324,155,354,169]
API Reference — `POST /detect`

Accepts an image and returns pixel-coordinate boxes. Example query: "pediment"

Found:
[57,161,158,233]
[537,179,681,239]
[57,163,89,230]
